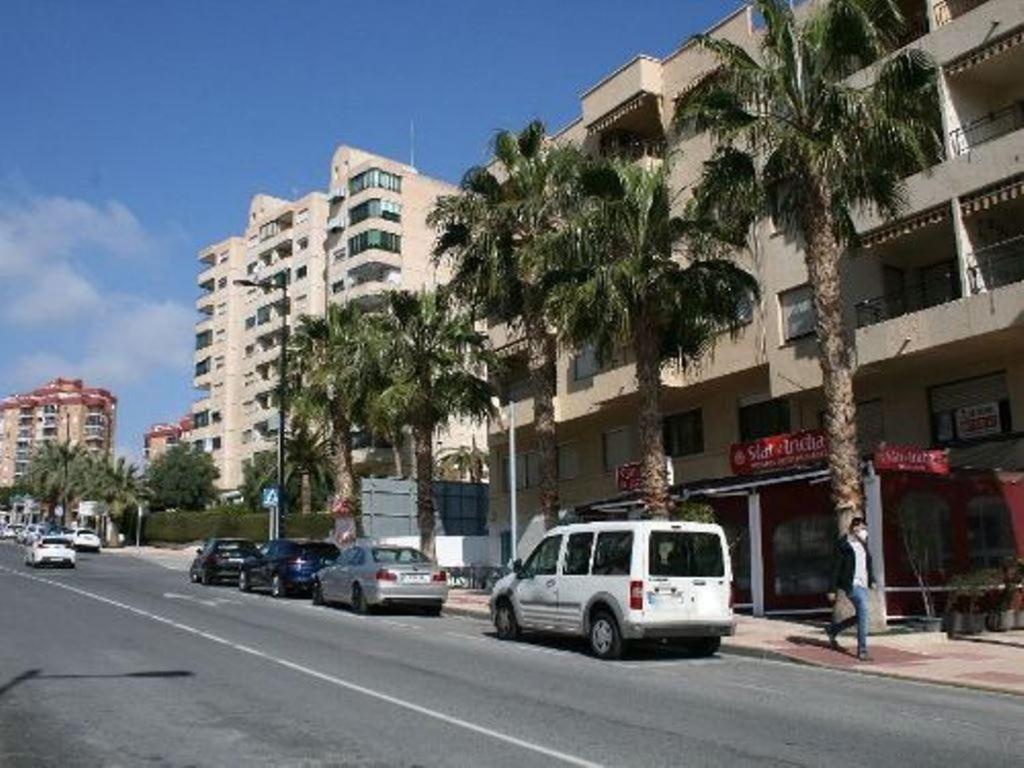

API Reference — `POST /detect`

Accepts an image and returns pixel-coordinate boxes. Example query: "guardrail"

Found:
[967,235,1024,293]
[949,102,1024,156]
[855,268,961,328]
[933,0,990,28]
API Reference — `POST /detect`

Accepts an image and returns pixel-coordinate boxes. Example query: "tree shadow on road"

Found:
[0,669,193,699]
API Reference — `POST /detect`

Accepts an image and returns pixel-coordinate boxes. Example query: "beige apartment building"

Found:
[486,0,1024,577]
[0,378,117,485]
[193,145,484,496]
[143,415,193,463]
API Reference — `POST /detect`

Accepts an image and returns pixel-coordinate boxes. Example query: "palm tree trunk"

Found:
[332,412,356,508]
[413,422,436,560]
[300,472,312,516]
[391,431,405,477]
[634,316,671,518]
[801,179,863,532]
[526,321,559,528]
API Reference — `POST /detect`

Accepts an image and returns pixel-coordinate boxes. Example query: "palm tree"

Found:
[95,456,146,545]
[285,419,332,515]
[26,441,89,520]
[437,438,488,483]
[365,391,409,477]
[548,158,758,517]
[374,289,495,558]
[675,0,941,528]
[430,120,581,528]
[290,303,378,519]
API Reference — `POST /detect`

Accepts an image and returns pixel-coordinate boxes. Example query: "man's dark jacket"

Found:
[830,536,876,593]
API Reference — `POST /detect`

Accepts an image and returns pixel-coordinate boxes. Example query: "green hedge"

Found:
[141,509,334,545]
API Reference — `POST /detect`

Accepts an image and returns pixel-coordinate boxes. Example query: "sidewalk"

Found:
[445,590,1024,696]
[105,545,195,571]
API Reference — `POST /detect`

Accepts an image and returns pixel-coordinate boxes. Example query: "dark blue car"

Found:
[238,539,340,598]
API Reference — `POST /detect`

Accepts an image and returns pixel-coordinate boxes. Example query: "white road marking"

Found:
[163,592,241,607]
[0,565,602,768]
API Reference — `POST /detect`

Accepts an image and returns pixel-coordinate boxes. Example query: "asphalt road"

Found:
[1,543,1021,768]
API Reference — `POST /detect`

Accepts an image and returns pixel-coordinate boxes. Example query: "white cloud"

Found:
[4,263,102,325]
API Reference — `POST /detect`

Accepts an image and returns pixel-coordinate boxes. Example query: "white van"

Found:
[489,520,735,659]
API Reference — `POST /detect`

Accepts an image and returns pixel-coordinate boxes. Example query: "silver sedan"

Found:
[313,543,448,615]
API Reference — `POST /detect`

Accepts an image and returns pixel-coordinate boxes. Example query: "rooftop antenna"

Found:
[410,119,416,169]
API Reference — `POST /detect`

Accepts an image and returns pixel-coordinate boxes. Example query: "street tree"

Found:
[675,0,941,527]
[146,444,219,511]
[374,289,494,558]
[548,158,758,516]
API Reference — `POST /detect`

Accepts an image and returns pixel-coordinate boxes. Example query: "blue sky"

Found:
[0,0,741,461]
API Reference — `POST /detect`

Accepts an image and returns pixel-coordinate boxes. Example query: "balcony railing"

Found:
[949,102,1024,156]
[968,235,1024,293]
[855,268,961,328]
[933,0,990,27]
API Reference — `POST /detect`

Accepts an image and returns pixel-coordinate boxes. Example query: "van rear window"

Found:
[649,532,724,578]
[592,531,633,576]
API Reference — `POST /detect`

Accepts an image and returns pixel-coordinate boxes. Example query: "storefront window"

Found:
[721,522,751,592]
[967,496,1016,569]
[894,491,953,573]
[772,515,836,595]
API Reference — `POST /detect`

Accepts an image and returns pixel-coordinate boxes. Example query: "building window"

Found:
[245,316,256,330]
[557,443,579,481]
[663,408,704,457]
[211,437,222,451]
[966,496,1016,569]
[779,284,815,342]
[193,410,210,428]
[195,358,211,377]
[772,515,836,595]
[295,265,308,280]
[296,208,309,225]
[739,397,791,441]
[256,306,272,325]
[195,330,213,350]
[348,229,401,257]
[572,344,600,380]
[348,167,402,195]
[332,280,345,294]
[349,198,403,226]
[217,277,227,290]
[895,491,953,572]
[218,251,229,264]
[602,427,633,472]
[929,372,1012,445]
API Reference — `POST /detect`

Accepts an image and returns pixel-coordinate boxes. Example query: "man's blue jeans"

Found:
[830,585,870,653]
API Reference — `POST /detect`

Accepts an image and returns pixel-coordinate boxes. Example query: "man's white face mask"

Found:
[855,528,868,543]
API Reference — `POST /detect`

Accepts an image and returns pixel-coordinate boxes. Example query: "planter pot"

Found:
[945,611,984,637]
[1015,609,1024,630]
[986,610,1015,632]
[916,617,944,633]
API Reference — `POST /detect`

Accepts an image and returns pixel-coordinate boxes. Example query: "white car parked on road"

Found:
[490,520,735,660]
[25,536,77,568]
[71,528,102,553]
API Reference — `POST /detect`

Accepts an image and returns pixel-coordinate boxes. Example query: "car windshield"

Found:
[217,541,257,555]
[372,547,428,564]
[76,529,96,536]
[297,543,339,560]
[648,531,724,578]
[41,537,66,546]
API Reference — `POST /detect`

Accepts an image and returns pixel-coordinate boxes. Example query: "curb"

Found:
[444,604,491,621]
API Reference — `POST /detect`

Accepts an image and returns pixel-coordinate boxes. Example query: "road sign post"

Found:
[261,486,280,540]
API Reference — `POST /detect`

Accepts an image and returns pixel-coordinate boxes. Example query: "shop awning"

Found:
[859,205,949,249]
[950,437,1024,472]
[960,174,1024,217]
[945,28,1024,77]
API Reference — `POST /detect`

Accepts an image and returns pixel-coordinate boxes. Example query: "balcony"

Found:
[967,235,1024,293]
[855,265,962,328]
[327,216,345,233]
[933,0,991,27]
[328,187,346,203]
[949,101,1024,155]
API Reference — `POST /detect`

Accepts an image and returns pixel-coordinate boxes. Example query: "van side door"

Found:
[556,531,595,633]
[513,534,563,629]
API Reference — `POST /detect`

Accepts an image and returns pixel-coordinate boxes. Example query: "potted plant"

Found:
[894,504,943,630]
[986,559,1018,632]
[945,570,990,637]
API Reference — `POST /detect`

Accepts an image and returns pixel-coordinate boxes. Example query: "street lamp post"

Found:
[234,271,289,539]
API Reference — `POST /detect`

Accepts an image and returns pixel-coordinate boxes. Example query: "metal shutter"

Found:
[930,373,1008,413]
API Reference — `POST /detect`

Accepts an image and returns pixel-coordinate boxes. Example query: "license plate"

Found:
[401,574,430,584]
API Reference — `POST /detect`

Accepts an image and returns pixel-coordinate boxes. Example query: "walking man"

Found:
[826,517,876,661]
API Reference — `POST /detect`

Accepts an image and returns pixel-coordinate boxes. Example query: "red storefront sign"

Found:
[873,444,950,475]
[730,430,828,475]
[616,462,643,491]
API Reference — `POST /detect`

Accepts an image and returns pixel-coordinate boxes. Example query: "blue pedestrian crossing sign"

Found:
[261,486,280,509]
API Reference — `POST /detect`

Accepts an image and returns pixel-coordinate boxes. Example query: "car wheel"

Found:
[351,583,367,615]
[201,569,212,586]
[423,603,443,618]
[685,637,721,658]
[238,571,251,592]
[589,610,623,661]
[312,580,325,606]
[271,574,285,598]
[494,599,520,640]
[189,569,199,584]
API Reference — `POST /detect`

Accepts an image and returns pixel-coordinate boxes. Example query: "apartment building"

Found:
[0,378,117,485]
[193,144,484,495]
[143,415,193,463]
[486,0,1024,615]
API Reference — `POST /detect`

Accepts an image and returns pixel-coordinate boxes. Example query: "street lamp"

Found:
[234,271,289,539]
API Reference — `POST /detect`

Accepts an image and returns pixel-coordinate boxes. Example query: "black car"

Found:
[238,539,340,597]
[190,538,260,585]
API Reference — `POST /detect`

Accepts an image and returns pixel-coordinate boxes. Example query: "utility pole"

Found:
[508,399,517,563]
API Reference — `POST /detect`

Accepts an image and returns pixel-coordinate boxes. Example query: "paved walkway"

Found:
[447,589,1024,696]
